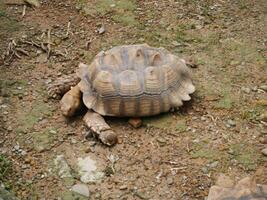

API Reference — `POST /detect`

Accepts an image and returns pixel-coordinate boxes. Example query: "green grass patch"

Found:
[17,100,53,131]
[77,0,137,23]
[31,128,58,152]
[143,113,174,129]
[0,154,11,181]
[190,141,226,162]
[215,95,233,109]
[175,119,187,132]
[229,143,260,170]
[112,13,138,26]
[214,87,234,109]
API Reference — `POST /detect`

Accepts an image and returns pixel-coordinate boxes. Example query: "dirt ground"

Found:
[0,0,266,199]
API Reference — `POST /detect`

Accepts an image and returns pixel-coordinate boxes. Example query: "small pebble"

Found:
[261,148,267,156]
[228,148,234,155]
[241,87,250,94]
[71,138,77,144]
[7,126,12,131]
[14,145,20,151]
[209,161,219,168]
[259,85,267,92]
[201,116,206,121]
[119,185,128,190]
[98,25,105,34]
[226,119,236,127]
[156,137,166,144]
[251,86,258,92]
[49,130,57,134]
[167,177,174,185]
[201,166,209,174]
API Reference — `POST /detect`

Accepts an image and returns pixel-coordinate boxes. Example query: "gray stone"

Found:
[71,184,90,197]
[14,145,20,151]
[201,166,209,174]
[54,155,72,178]
[259,85,267,92]
[261,148,267,156]
[77,156,105,183]
[98,25,105,34]
[241,87,250,94]
[226,119,236,127]
[209,161,219,168]
[167,177,174,185]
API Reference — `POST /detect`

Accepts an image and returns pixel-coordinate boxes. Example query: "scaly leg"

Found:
[47,73,80,99]
[60,85,82,117]
[83,111,118,146]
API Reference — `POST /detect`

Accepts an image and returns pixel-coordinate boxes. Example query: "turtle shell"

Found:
[77,44,195,117]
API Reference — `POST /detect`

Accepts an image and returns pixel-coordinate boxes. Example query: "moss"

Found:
[0,2,21,54]
[0,154,11,181]
[78,0,137,18]
[215,96,233,109]
[191,148,218,160]
[31,128,58,152]
[214,88,234,109]
[112,13,138,26]
[17,100,53,131]
[116,0,136,11]
[143,113,174,129]
[175,120,187,132]
[241,104,265,121]
[191,141,218,161]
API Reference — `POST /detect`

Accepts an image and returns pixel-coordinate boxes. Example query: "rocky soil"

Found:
[0,0,266,199]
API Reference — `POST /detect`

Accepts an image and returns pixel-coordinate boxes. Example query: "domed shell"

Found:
[77,44,195,117]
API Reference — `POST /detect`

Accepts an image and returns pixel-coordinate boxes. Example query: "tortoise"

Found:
[47,44,195,146]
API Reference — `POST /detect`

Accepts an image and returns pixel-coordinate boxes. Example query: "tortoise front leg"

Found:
[60,85,82,117]
[83,111,118,146]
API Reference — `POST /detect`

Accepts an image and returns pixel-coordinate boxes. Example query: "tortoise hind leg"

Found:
[83,111,118,146]
[60,85,82,117]
[47,73,80,99]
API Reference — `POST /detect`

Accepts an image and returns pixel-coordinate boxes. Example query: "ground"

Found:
[0,0,266,199]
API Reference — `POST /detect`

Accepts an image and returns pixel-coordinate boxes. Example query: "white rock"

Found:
[71,184,90,197]
[77,156,105,183]
[54,155,72,178]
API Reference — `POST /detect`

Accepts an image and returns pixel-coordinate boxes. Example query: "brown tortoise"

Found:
[48,44,195,146]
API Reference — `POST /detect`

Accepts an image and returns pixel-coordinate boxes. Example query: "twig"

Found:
[41,42,47,52]
[14,51,21,59]
[16,48,29,56]
[54,50,66,57]
[47,29,52,58]
[66,21,71,36]
[22,5,26,17]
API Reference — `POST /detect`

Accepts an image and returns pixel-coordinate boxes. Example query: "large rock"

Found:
[207,175,267,200]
